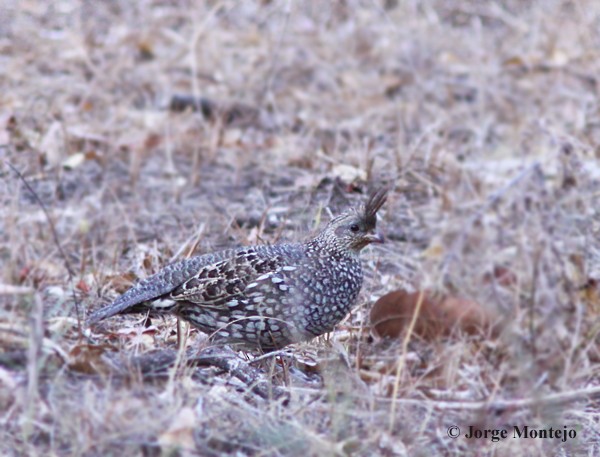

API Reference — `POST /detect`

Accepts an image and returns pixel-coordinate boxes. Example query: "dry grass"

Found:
[1,1,600,455]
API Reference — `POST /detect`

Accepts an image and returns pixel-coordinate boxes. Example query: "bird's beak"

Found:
[365,230,385,244]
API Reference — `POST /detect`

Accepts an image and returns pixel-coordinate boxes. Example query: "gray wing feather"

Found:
[87,250,232,324]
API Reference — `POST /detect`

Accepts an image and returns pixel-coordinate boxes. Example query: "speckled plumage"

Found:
[89,188,388,350]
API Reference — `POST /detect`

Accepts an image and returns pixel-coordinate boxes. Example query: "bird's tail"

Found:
[87,295,176,325]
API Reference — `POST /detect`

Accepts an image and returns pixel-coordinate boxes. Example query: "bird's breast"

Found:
[289,255,363,336]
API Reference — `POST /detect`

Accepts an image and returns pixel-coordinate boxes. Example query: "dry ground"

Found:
[1,1,600,455]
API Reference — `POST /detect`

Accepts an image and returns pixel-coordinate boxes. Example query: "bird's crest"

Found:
[363,187,389,228]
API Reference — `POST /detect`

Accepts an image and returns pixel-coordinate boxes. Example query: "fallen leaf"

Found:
[0,113,13,145]
[18,266,30,283]
[76,279,90,294]
[503,56,527,67]
[105,271,137,293]
[293,350,320,373]
[581,279,600,314]
[137,39,155,60]
[370,290,501,340]
[143,132,162,150]
[68,344,115,375]
[483,265,518,288]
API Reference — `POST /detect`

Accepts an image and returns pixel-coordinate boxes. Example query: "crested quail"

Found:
[89,188,388,350]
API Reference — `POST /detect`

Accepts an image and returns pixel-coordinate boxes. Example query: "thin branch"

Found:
[378,385,600,412]
[4,159,83,335]
[125,347,290,403]
[189,346,290,403]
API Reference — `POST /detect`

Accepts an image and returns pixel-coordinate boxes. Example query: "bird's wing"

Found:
[87,250,232,323]
[169,249,292,309]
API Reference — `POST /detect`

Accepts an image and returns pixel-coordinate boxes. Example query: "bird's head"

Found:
[315,187,388,254]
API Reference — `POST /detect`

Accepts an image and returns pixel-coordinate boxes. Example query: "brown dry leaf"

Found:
[293,349,320,374]
[581,280,600,314]
[137,39,155,60]
[503,55,527,67]
[482,265,518,288]
[143,132,162,150]
[18,266,30,283]
[105,272,137,294]
[370,290,500,341]
[0,113,13,144]
[75,279,90,294]
[158,407,197,453]
[68,344,115,375]
[84,150,102,161]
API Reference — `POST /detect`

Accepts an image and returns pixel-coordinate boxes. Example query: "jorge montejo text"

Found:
[462,425,577,442]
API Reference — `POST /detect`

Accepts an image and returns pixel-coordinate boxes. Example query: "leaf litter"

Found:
[1,1,600,455]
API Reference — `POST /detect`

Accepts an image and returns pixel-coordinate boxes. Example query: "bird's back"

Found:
[88,244,300,324]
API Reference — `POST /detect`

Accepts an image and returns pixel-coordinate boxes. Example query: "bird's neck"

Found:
[305,234,359,259]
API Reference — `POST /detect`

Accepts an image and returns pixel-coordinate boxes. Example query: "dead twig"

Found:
[378,385,600,412]
[118,347,290,402]
[4,159,83,335]
[189,346,290,403]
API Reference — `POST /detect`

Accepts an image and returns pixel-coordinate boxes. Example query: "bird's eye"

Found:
[350,224,360,232]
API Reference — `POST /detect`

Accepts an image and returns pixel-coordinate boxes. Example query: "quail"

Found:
[89,188,388,351]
